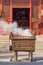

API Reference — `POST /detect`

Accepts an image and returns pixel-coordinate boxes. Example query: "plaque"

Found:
[41,10,43,16]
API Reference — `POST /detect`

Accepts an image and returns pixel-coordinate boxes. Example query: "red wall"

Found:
[0,0,43,35]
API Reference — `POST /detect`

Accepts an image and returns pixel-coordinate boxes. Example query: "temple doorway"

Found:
[12,8,30,29]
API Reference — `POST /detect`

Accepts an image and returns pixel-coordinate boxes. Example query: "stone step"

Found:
[35,40,43,51]
[35,41,43,48]
[0,35,9,50]
[0,35,43,51]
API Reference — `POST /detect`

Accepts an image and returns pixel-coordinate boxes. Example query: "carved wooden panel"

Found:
[3,0,10,18]
[39,23,43,28]
[3,0,10,5]
[32,6,38,18]
[12,0,30,5]
[32,0,40,5]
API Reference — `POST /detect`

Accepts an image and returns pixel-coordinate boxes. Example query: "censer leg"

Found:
[10,52,17,61]
[29,52,33,62]
[14,51,17,61]
[10,55,14,61]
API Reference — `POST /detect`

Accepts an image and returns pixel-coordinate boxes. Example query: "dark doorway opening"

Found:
[12,8,30,29]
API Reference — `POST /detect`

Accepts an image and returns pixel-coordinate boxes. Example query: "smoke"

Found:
[0,19,12,34]
[11,21,33,36]
[0,19,33,36]
[12,21,18,29]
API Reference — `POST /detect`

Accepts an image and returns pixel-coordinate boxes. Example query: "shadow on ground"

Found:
[0,51,43,62]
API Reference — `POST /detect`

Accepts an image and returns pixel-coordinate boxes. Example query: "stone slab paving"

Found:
[0,51,43,62]
[0,62,43,65]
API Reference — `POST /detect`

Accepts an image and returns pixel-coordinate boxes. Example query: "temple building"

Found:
[0,0,43,35]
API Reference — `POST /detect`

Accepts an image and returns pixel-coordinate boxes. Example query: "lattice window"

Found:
[13,8,29,20]
[3,0,10,5]
[2,0,10,18]
[39,23,43,28]
[32,0,40,6]
[32,0,40,18]
[32,6,38,18]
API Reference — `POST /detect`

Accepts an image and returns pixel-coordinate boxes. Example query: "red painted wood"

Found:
[0,0,43,35]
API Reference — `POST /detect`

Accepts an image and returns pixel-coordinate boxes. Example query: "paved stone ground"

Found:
[0,35,43,62]
[0,51,43,62]
[0,62,43,65]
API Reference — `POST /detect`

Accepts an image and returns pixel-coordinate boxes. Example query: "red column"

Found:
[0,0,2,10]
[30,0,32,30]
[10,0,12,23]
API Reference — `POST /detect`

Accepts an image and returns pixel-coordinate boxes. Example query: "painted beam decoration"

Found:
[12,0,30,5]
